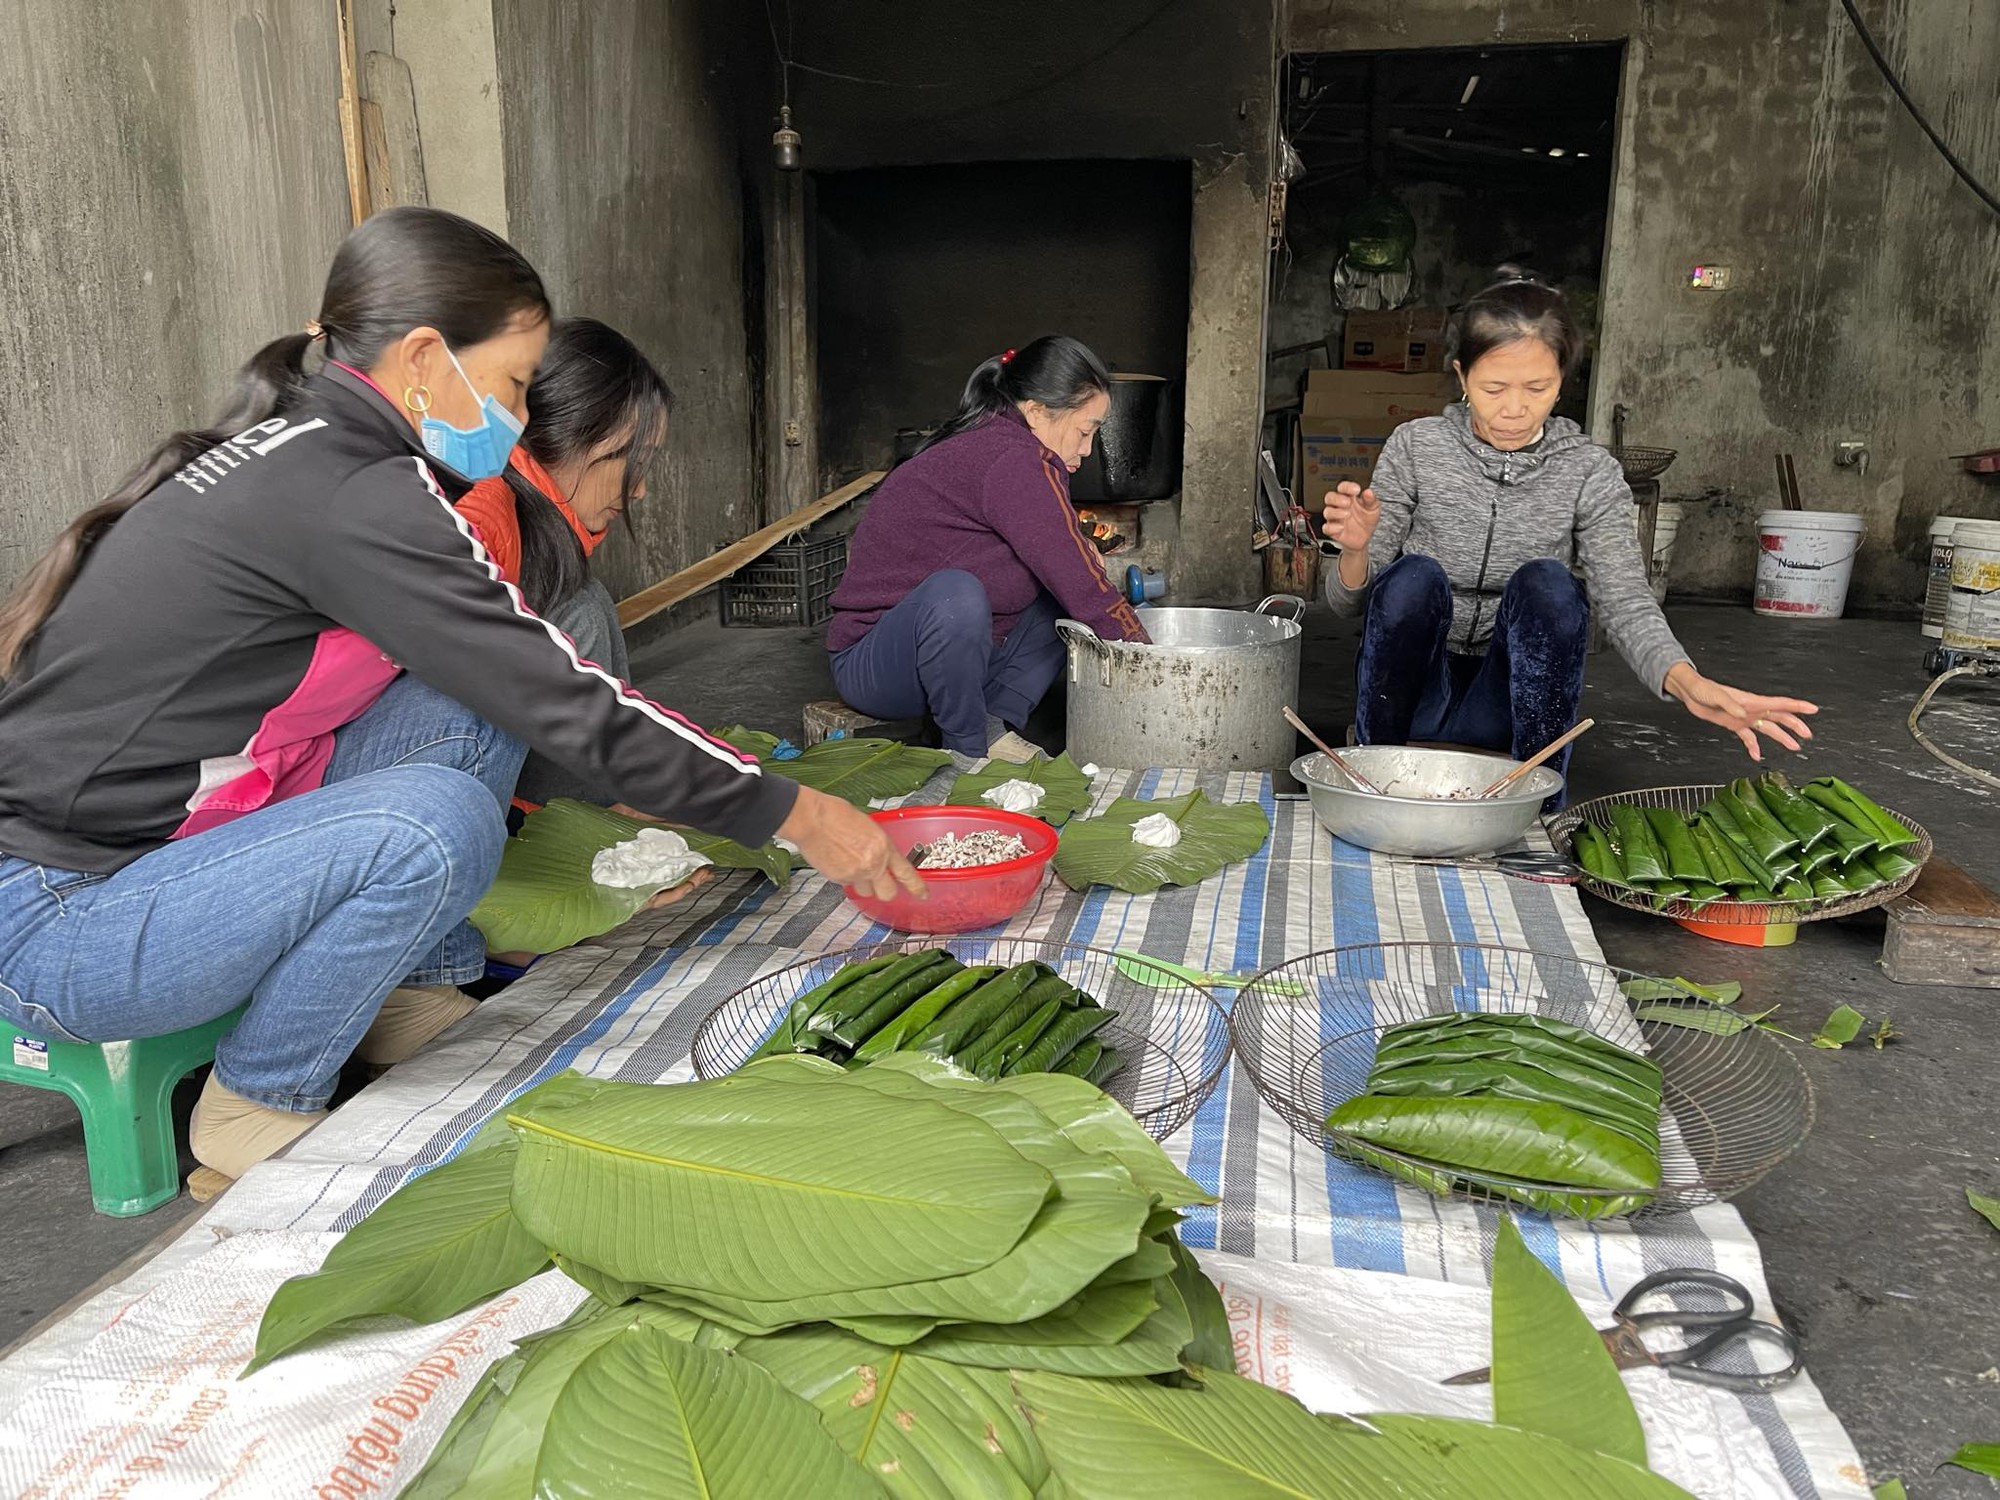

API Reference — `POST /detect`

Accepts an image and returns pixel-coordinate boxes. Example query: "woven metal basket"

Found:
[1610,444,1677,482]
[1230,942,1815,1220]
[691,938,1231,1141]
[1546,785,1931,926]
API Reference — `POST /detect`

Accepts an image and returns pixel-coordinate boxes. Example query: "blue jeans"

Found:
[830,570,1065,756]
[1355,555,1589,809]
[0,677,522,1111]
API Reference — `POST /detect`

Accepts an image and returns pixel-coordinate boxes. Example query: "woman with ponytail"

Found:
[827,335,1149,766]
[1320,266,1816,800]
[0,207,915,1196]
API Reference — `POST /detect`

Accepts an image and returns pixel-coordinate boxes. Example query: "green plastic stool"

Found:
[2,1005,247,1216]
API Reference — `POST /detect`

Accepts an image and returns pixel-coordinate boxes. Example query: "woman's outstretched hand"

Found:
[1320,480,1382,552]
[1664,663,1818,761]
[778,786,926,902]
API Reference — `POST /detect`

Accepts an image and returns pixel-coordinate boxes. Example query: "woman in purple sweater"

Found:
[827,337,1151,765]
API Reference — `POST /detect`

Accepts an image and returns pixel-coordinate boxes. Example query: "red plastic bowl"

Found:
[844,805,1059,934]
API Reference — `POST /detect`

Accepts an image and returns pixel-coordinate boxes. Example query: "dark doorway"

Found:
[814,159,1193,482]
[1270,42,1625,429]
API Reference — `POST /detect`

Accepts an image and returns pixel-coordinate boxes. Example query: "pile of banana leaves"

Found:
[1569,774,1922,911]
[246,1058,1695,1498]
[748,951,1124,1086]
[1325,1013,1664,1219]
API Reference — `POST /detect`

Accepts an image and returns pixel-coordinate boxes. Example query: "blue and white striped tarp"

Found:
[0,768,1871,1498]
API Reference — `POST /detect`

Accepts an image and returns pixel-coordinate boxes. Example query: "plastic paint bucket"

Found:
[1648,501,1686,603]
[1753,510,1865,619]
[1942,518,2000,653]
[1922,516,1972,639]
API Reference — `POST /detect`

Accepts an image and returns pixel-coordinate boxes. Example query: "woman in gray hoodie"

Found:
[1321,268,1815,800]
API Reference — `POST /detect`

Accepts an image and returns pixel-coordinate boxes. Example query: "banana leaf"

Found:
[470,798,792,955]
[1014,1366,1693,1499]
[1364,1061,1659,1146]
[1337,1138,1646,1220]
[1700,801,1782,888]
[1968,1187,2000,1233]
[710,724,787,760]
[1325,1095,1660,1191]
[246,1137,551,1375]
[739,1325,1048,1499]
[1492,1214,1648,1468]
[968,1064,1216,1209]
[1607,806,1667,883]
[533,1324,882,1499]
[1714,786,1800,872]
[1618,976,1744,1007]
[505,1073,1055,1300]
[1165,1233,1235,1372]
[1631,1001,1754,1036]
[769,735,953,806]
[1947,1444,2000,1479]
[401,1300,728,1500]
[915,1274,1192,1376]
[1053,790,1271,894]
[1090,1235,1178,1286]
[1642,807,1710,884]
[1570,823,1626,886]
[1372,1014,1660,1093]
[1801,776,1919,850]
[948,753,1096,826]
[1753,776,1839,853]
[1811,1003,1867,1049]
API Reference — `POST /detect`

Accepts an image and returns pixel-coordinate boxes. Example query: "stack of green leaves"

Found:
[748,950,1127,1086]
[248,1057,1226,1497]
[1325,1012,1664,1219]
[1569,773,1921,911]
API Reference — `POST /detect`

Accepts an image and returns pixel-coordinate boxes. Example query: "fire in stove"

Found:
[1075,510,1127,554]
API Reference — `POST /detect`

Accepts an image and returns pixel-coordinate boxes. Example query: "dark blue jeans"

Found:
[830,570,1065,755]
[1355,555,1589,808]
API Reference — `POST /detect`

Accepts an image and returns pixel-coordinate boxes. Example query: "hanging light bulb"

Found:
[772,105,803,171]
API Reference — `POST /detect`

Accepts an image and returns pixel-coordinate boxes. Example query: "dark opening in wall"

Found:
[814,159,1193,483]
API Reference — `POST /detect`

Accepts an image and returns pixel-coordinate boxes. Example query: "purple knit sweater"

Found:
[827,409,1149,653]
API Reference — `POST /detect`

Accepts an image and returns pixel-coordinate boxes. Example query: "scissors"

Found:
[1444,1269,1806,1394]
[1389,850,1582,885]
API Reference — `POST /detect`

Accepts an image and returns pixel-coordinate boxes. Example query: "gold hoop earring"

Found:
[404,385,433,415]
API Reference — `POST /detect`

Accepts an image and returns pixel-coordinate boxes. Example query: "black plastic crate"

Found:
[719,531,849,628]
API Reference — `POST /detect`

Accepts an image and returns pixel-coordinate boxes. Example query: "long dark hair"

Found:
[910,335,1111,460]
[1452,264,1587,379]
[507,318,675,615]
[0,206,550,676]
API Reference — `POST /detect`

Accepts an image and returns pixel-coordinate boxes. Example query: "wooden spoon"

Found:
[1284,706,1385,795]
[1478,718,1596,798]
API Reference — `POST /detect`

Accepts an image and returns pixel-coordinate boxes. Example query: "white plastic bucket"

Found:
[1943,518,2000,652]
[1753,510,1865,619]
[1649,501,1686,603]
[1922,516,1971,639]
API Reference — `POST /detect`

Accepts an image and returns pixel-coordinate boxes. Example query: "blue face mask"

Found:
[419,344,526,481]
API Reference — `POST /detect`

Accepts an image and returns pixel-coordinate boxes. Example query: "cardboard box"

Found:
[1342,306,1451,373]
[1296,370,1458,507]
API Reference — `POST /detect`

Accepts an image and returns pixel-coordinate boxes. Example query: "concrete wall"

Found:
[0,0,350,588]
[814,161,1193,479]
[1289,0,2000,608]
[777,0,1279,602]
[491,0,761,605]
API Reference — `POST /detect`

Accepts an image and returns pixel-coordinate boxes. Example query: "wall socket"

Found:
[1689,264,1733,290]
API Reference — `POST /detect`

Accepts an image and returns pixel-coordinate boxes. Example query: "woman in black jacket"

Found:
[0,207,916,1195]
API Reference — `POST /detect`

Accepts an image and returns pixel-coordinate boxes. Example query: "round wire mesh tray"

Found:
[1229,942,1815,1219]
[691,938,1231,1141]
[1546,785,1931,926]
[1610,444,1677,481]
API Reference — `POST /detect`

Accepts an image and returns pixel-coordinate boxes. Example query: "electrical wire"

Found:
[1839,0,2000,218]
[1907,662,2000,791]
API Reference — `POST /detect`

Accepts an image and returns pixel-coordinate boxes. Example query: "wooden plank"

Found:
[362,51,428,208]
[334,0,370,224]
[360,98,394,216]
[1882,857,2000,988]
[616,472,882,630]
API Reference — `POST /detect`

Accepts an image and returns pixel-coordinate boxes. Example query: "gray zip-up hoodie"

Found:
[1323,404,1690,696]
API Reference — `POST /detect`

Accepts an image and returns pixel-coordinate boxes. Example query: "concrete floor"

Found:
[5,601,1999,1492]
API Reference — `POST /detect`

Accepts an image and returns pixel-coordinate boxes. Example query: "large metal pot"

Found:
[1059,597,1303,776]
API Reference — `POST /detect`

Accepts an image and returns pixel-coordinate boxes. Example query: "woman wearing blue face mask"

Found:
[0,206,920,1197]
